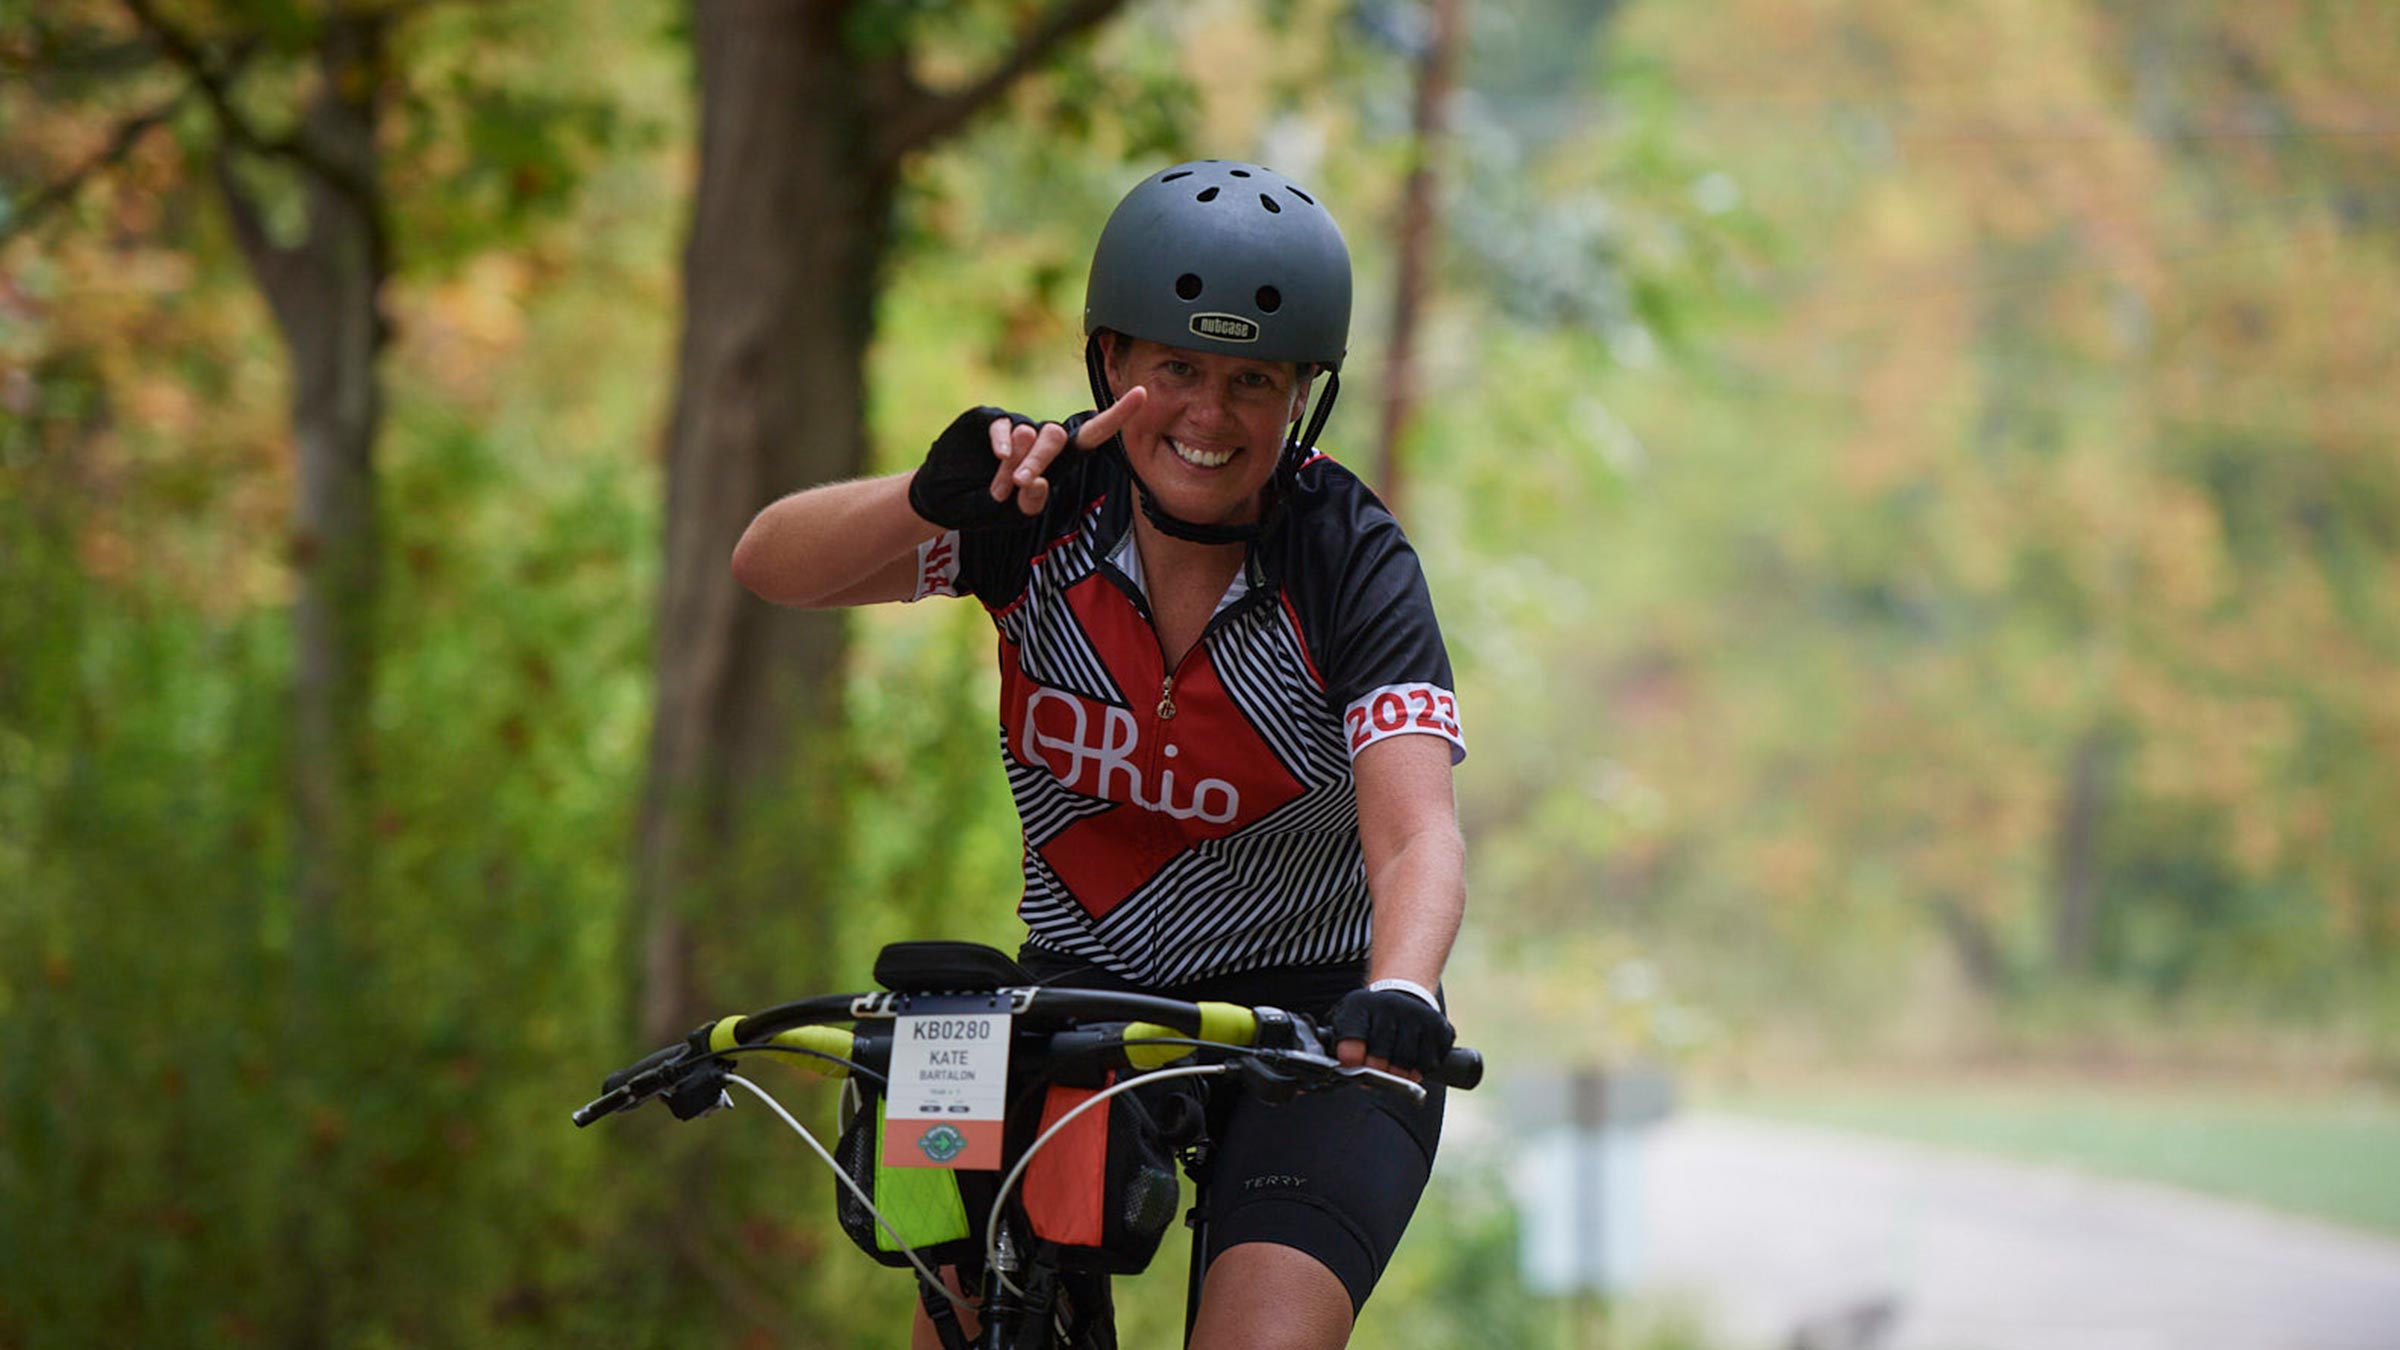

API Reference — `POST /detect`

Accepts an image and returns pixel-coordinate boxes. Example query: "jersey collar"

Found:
[1105,528,1256,618]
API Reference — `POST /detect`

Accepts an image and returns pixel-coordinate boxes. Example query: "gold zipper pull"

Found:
[1156,675,1176,720]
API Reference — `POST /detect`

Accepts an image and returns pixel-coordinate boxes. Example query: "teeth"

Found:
[1168,437,1234,468]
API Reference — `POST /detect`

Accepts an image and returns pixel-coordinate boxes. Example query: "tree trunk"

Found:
[2050,727,2113,977]
[1932,892,2005,995]
[638,0,889,1041]
[214,16,391,952]
[1372,0,1467,516]
[636,0,1132,1041]
[202,19,391,1348]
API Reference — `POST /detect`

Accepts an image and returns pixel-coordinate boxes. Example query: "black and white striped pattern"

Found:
[995,530,1123,709]
[996,508,1378,987]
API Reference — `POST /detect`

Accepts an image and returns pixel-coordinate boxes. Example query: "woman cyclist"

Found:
[731,160,1467,1350]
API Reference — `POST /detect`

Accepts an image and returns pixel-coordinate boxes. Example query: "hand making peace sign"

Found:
[908,387,1149,534]
[983,385,1148,517]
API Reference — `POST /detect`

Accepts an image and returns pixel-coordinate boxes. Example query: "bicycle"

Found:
[574,941,1483,1348]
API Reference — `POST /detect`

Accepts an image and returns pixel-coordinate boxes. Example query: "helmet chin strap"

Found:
[1081,338,1341,547]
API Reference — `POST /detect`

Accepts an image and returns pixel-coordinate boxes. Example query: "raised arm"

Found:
[730,471,938,608]
[733,390,1149,609]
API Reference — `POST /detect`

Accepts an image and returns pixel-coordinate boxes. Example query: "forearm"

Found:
[1364,822,1465,993]
[730,471,940,607]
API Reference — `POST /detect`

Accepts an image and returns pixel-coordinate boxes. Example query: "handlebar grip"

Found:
[602,1042,687,1095]
[571,1089,632,1128]
[1435,1046,1482,1091]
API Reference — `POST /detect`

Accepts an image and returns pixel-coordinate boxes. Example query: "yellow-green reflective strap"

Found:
[872,1099,971,1250]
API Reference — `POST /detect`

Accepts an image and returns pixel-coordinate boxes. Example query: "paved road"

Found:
[1634,1113,2400,1350]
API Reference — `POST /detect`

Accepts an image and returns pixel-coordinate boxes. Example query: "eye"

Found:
[1161,359,1197,378]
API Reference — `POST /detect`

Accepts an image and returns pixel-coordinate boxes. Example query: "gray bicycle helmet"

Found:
[1084,160,1352,369]
[1081,160,1353,544]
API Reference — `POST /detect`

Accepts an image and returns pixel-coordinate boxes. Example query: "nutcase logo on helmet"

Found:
[1189,312,1260,342]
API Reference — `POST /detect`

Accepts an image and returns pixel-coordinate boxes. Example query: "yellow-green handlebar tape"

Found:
[1197,1002,1256,1047]
[707,1016,745,1053]
[1120,1002,1261,1069]
[1122,1021,1187,1070]
[704,1019,853,1075]
[768,1026,856,1077]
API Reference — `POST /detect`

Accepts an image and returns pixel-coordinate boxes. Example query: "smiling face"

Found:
[1102,335,1314,529]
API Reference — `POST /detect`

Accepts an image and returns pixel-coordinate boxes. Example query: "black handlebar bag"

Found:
[831,941,1022,1267]
[831,942,1187,1277]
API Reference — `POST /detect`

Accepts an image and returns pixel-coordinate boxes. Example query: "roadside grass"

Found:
[1706,1080,2400,1238]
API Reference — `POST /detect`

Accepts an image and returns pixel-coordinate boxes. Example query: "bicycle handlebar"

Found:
[573,984,1482,1127]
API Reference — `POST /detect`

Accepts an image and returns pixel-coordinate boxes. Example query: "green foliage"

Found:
[390,0,651,273]
[1435,0,2400,1073]
[1372,1152,1554,1349]
[886,12,1201,286]
[842,0,954,64]
[1034,37,1199,161]
[0,396,656,1345]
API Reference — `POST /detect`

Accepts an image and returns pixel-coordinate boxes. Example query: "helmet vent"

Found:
[1176,273,1204,301]
[1256,286,1283,313]
[1287,186,1315,205]
[1230,168,1252,178]
[1259,194,1282,214]
[1160,170,1192,183]
[1196,186,1220,203]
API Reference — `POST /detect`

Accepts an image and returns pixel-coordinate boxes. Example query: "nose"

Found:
[1188,379,1239,433]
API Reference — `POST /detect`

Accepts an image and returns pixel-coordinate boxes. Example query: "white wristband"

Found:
[1368,977,1441,1012]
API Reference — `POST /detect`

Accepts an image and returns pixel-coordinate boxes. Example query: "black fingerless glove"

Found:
[1328,987,1456,1074]
[907,406,1041,532]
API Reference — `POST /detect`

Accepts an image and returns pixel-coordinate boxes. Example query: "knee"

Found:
[1188,1242,1355,1350]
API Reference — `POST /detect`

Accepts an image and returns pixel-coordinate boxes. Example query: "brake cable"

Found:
[724,1074,977,1314]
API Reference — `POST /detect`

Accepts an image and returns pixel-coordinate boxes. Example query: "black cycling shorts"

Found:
[1017,946,1446,1313]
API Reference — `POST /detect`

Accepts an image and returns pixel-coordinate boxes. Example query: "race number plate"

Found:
[883,994,1011,1170]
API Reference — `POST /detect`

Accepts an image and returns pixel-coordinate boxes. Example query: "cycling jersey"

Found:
[911,445,1465,988]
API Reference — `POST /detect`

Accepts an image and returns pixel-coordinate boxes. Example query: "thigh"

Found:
[1198,1076,1444,1314]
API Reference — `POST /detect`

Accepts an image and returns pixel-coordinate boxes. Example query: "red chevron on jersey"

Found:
[1002,573,1305,920]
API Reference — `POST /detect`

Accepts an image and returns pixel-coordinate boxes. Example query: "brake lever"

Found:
[571,1086,636,1128]
[574,1031,729,1127]
[1235,1050,1316,1105]
[1333,1063,1428,1107]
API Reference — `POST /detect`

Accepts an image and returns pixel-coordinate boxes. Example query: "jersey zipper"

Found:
[1124,556,1271,973]
[1155,578,1274,723]
[1095,565,1179,721]
[1103,539,1272,726]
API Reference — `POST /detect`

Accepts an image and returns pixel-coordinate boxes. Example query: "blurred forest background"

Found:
[4,0,2396,1345]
